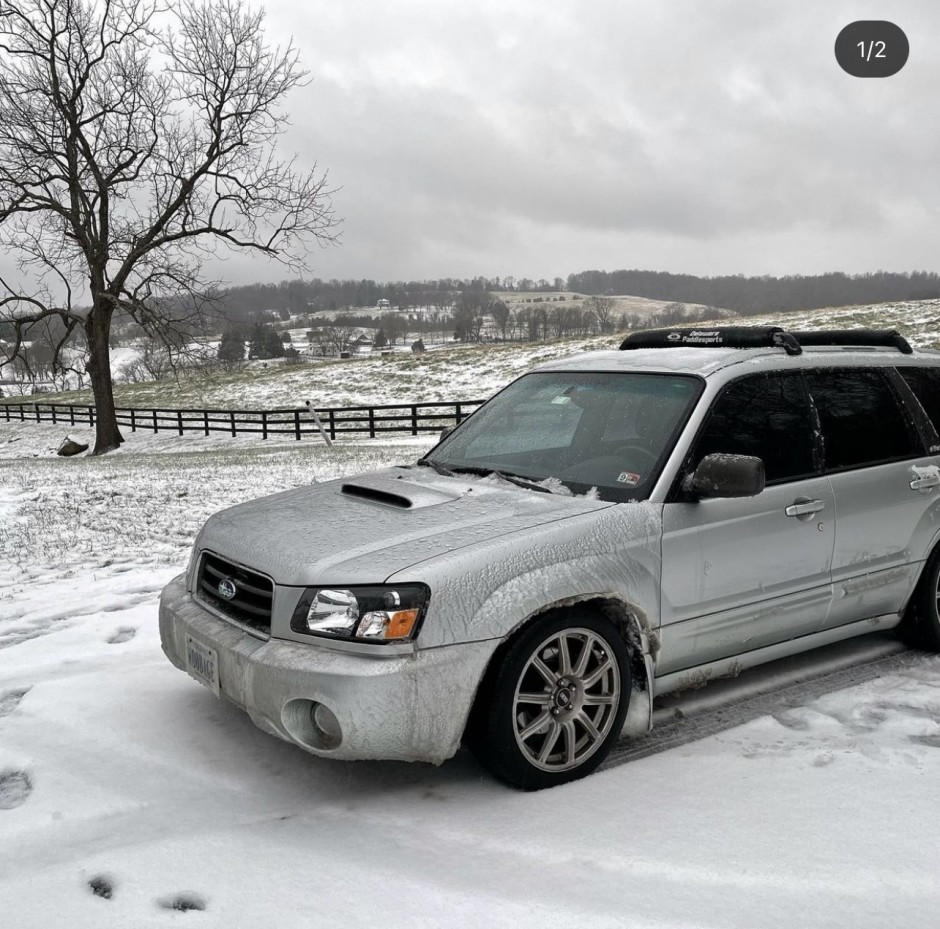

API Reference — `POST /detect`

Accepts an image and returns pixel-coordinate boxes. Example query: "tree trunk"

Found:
[85,306,124,455]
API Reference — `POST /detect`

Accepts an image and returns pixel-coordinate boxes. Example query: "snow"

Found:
[3,419,940,927]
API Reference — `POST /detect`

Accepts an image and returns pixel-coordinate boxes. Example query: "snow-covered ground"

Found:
[3,421,940,927]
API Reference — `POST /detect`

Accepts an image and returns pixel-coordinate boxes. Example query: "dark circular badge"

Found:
[835,21,909,77]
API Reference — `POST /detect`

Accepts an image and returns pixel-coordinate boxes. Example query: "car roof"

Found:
[533,328,940,379]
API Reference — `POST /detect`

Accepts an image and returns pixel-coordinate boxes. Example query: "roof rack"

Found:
[618,326,913,356]
[790,329,913,354]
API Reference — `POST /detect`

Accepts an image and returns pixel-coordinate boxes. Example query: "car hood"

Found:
[195,466,616,586]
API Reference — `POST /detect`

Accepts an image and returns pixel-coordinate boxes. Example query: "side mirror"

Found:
[439,424,456,440]
[686,453,765,499]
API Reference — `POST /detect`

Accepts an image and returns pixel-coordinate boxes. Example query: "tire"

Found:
[470,609,631,790]
[898,547,940,651]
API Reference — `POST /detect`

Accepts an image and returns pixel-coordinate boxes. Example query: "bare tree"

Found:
[0,0,337,453]
[309,324,357,356]
[583,296,618,333]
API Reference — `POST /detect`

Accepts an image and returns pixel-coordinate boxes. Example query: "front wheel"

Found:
[471,610,631,790]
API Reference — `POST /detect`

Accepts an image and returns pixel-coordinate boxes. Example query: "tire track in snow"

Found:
[603,645,927,769]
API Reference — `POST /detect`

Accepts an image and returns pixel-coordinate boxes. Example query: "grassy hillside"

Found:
[9,298,940,411]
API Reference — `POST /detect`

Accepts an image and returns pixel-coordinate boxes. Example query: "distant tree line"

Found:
[566,269,940,315]
[218,275,568,320]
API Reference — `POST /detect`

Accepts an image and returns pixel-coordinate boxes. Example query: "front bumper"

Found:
[159,574,495,764]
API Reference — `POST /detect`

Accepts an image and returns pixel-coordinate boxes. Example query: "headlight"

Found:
[290,585,430,643]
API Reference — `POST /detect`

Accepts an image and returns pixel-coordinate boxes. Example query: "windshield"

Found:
[425,371,703,501]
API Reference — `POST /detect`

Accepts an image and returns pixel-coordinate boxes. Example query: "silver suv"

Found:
[159,326,940,789]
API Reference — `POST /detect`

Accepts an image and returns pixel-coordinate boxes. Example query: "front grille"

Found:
[196,552,274,636]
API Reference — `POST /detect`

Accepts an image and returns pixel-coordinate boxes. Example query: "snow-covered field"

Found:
[4,363,940,926]
[18,297,940,412]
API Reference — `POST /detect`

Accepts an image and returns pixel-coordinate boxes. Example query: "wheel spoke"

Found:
[538,720,562,763]
[518,710,552,741]
[517,691,551,706]
[557,634,572,676]
[576,710,601,742]
[572,633,595,678]
[582,692,616,706]
[532,655,557,686]
[583,656,613,688]
[562,720,577,766]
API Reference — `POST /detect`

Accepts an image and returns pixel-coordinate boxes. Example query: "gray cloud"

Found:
[7,0,938,290]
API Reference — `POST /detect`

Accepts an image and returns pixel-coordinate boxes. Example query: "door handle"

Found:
[910,475,940,491]
[785,499,825,518]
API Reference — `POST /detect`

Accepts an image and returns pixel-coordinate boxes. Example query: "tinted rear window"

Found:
[804,369,919,470]
[899,367,940,436]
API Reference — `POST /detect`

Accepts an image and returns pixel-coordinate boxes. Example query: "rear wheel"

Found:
[471,610,630,790]
[899,547,940,650]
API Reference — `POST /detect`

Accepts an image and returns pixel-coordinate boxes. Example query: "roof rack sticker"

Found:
[619,326,801,355]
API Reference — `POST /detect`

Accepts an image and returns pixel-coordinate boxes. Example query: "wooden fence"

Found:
[0,399,486,440]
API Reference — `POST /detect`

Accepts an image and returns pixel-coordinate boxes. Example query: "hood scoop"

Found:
[340,476,461,509]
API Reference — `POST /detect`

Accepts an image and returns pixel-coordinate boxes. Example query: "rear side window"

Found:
[693,372,817,484]
[804,369,919,470]
[899,367,940,436]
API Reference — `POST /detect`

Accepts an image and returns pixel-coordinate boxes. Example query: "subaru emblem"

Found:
[218,577,237,600]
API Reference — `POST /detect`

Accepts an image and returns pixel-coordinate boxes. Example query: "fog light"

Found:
[310,702,342,749]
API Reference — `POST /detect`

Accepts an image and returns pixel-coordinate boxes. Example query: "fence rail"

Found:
[0,399,486,440]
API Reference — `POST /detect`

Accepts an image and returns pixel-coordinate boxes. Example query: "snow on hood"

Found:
[195,466,616,586]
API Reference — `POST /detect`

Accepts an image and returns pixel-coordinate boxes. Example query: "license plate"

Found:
[185,635,220,697]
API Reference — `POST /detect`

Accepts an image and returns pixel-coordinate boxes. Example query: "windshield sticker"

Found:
[617,471,641,486]
[551,395,571,405]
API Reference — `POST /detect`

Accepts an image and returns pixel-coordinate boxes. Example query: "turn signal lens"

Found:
[356,608,420,640]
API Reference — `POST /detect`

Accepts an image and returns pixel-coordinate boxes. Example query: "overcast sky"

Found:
[228,0,937,287]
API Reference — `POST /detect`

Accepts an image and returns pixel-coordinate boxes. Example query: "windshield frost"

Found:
[427,371,702,501]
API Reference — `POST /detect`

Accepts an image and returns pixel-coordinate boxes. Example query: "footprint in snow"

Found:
[107,627,136,645]
[0,688,30,718]
[88,876,114,900]
[0,770,32,810]
[158,893,207,912]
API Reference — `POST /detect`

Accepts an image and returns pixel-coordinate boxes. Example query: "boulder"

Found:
[57,436,89,457]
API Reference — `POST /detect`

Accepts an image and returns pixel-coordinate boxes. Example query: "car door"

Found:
[808,366,940,629]
[659,371,835,676]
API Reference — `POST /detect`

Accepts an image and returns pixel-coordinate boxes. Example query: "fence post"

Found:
[261,411,268,440]
[411,405,418,436]
[294,409,301,441]
[368,407,375,439]
[456,403,463,423]
[34,403,40,423]
[203,411,209,436]
[130,409,136,433]
[177,410,183,436]
[152,410,158,433]
[88,405,95,425]
[52,405,58,425]
[69,405,75,425]
[230,411,236,437]
[328,409,336,440]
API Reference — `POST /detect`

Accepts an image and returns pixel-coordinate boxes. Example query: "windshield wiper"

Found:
[415,458,455,477]
[490,470,553,493]
[418,460,554,493]
[447,465,554,493]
